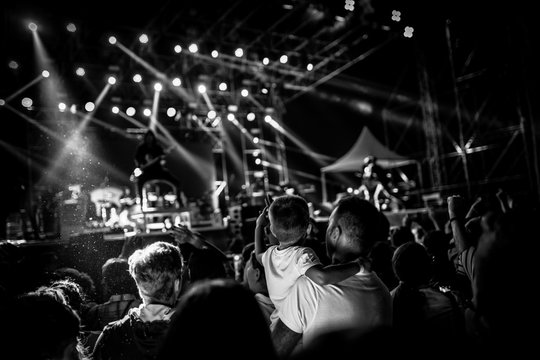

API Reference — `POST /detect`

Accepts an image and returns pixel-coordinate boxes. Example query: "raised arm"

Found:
[447,195,471,253]
[254,206,269,263]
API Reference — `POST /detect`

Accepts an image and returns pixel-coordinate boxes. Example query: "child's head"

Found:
[268,194,310,246]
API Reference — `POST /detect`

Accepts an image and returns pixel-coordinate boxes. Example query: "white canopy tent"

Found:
[320,127,420,203]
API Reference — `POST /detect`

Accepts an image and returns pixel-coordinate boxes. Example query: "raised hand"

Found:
[170,224,208,250]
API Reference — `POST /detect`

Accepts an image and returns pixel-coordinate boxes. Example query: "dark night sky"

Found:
[1,0,539,217]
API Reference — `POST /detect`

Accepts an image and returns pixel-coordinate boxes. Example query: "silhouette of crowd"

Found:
[1,188,538,359]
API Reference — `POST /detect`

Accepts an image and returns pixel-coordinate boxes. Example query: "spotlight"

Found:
[76,67,85,76]
[255,158,262,165]
[307,63,313,71]
[218,82,227,91]
[66,23,77,32]
[167,107,176,117]
[70,104,77,114]
[188,43,198,53]
[261,88,268,94]
[247,112,255,121]
[211,50,219,58]
[241,89,249,97]
[154,82,163,92]
[235,48,244,57]
[133,74,142,83]
[174,45,182,53]
[41,70,50,78]
[126,107,136,116]
[197,84,206,94]
[279,55,288,64]
[227,113,235,121]
[143,108,151,117]
[108,36,117,45]
[262,57,270,65]
[58,103,67,112]
[85,102,95,112]
[108,76,117,85]
[8,61,18,70]
[139,34,149,44]
[28,22,38,32]
[253,137,259,144]
[207,110,216,119]
[172,77,181,87]
[264,115,272,122]
[0,99,5,106]
[22,97,33,108]
[112,106,119,114]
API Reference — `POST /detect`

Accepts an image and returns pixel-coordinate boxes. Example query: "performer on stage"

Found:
[132,129,181,203]
[357,156,402,211]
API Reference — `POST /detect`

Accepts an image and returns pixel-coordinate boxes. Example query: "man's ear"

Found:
[306,222,313,236]
[329,224,341,241]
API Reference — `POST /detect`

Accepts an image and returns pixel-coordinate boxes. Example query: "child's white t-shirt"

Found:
[261,245,321,312]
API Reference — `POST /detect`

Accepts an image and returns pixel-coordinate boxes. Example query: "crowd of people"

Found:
[1,185,539,359]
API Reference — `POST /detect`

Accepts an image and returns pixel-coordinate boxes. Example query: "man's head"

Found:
[268,194,310,246]
[326,196,383,263]
[129,241,184,306]
[102,257,138,298]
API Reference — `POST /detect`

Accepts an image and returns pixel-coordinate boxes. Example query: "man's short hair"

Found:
[333,195,383,256]
[269,194,310,245]
[129,241,183,303]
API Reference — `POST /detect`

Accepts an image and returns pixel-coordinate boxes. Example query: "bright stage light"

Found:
[279,55,288,64]
[218,82,227,91]
[108,76,117,85]
[167,107,176,117]
[154,82,163,92]
[143,108,151,117]
[126,107,136,116]
[235,48,244,57]
[41,70,50,78]
[28,22,38,32]
[227,113,235,121]
[262,57,269,65]
[0,99,5,106]
[241,89,249,97]
[172,77,181,87]
[253,137,259,144]
[139,34,149,44]
[255,158,262,165]
[133,74,142,83]
[307,63,313,71]
[70,104,77,114]
[264,115,272,122]
[8,61,18,70]
[174,45,182,53]
[112,106,119,114]
[188,43,198,53]
[247,112,255,121]
[76,67,85,76]
[22,97,33,108]
[211,50,219,58]
[197,84,207,94]
[66,23,77,32]
[208,110,217,119]
[85,102,95,112]
[108,36,117,45]
[58,103,67,112]
[261,88,268,94]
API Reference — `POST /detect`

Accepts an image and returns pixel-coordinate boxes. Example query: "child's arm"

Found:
[305,258,367,285]
[254,206,269,264]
